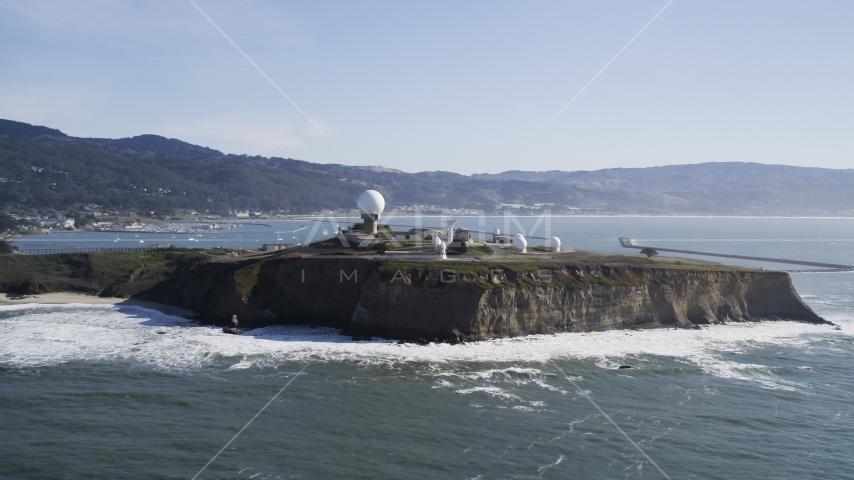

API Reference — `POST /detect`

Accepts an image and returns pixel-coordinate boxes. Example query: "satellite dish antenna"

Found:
[443,219,460,243]
[512,234,527,253]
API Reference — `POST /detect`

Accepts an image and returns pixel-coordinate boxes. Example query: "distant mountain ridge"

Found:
[0,119,225,160]
[473,163,854,192]
[0,120,68,140]
[1,118,852,216]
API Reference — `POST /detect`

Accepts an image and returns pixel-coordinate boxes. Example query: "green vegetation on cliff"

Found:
[233,263,263,297]
[0,250,201,296]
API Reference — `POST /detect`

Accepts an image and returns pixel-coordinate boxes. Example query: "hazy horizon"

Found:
[2,0,852,174]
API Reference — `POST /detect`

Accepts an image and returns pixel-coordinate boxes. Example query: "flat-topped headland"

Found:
[0,249,826,341]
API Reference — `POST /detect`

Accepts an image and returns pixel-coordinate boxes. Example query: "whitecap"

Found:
[454,386,522,401]
[0,303,848,393]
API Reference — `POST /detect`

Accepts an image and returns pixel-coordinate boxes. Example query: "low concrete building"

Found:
[454,228,471,242]
[339,225,376,247]
[493,234,513,245]
[262,243,294,252]
[388,231,415,241]
[387,228,442,242]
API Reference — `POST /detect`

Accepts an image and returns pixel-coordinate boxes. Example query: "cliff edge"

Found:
[135,254,826,340]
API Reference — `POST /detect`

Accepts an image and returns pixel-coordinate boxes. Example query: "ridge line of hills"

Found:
[1,118,852,216]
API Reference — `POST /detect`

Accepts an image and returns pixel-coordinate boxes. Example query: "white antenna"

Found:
[443,219,460,243]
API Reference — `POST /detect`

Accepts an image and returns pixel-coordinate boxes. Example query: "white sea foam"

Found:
[0,303,847,392]
[455,386,523,401]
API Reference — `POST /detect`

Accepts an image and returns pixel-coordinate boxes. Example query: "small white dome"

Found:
[549,236,561,252]
[357,190,385,215]
[512,234,527,253]
[493,228,500,235]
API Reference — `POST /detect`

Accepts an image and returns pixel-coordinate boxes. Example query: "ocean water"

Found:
[3,217,854,479]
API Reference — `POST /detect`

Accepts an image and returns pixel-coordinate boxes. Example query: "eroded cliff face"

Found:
[137,256,824,340]
[347,263,822,339]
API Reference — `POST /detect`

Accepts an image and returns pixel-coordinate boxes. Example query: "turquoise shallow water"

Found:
[3,217,854,479]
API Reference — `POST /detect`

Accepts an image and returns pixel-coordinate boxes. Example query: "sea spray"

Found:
[0,303,841,392]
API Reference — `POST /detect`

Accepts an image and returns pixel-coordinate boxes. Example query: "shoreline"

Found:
[0,292,195,319]
[294,214,854,220]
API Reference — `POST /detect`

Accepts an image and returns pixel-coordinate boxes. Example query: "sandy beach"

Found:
[0,292,195,318]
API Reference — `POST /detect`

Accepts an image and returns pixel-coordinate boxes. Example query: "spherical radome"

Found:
[512,233,527,252]
[357,190,385,215]
[493,228,500,236]
[549,236,561,251]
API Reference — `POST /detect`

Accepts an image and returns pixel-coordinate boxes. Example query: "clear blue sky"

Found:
[1,0,852,174]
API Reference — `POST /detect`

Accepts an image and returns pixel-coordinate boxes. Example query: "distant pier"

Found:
[17,246,158,254]
[618,237,854,271]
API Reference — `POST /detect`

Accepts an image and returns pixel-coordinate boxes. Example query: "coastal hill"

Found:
[3,118,853,216]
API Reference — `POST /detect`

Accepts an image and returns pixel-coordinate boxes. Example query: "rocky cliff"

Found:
[135,255,826,340]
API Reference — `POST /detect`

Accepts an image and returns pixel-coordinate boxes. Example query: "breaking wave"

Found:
[0,302,847,392]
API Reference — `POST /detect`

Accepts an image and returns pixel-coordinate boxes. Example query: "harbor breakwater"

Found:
[135,255,826,341]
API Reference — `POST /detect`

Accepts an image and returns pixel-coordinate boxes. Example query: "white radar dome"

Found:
[549,236,561,252]
[493,228,500,235]
[512,234,527,253]
[357,190,385,216]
